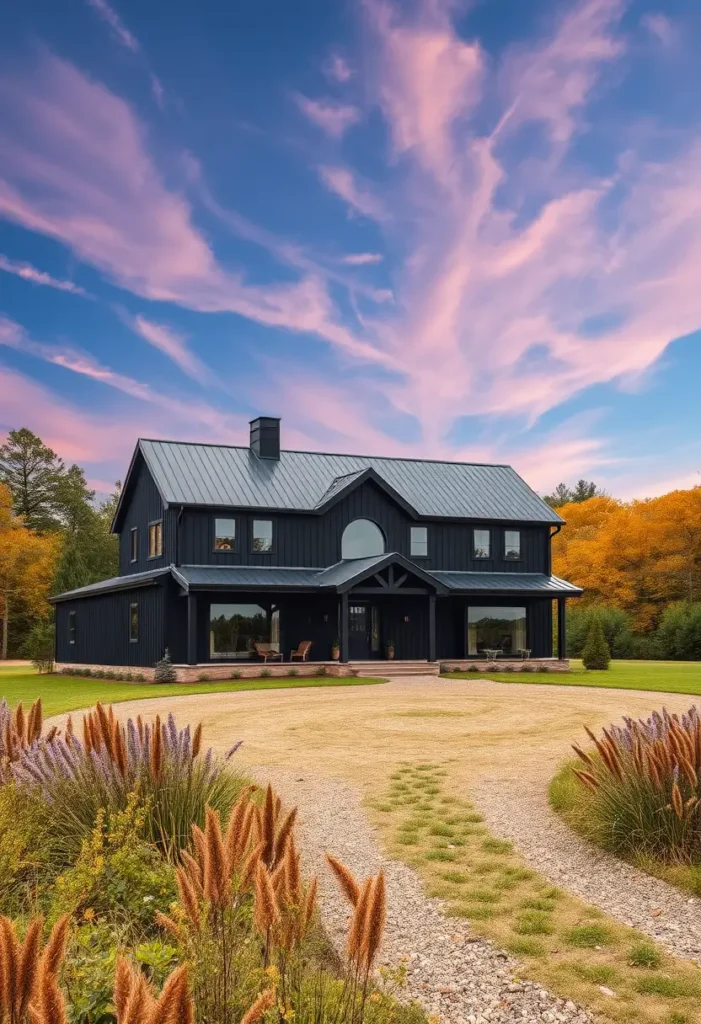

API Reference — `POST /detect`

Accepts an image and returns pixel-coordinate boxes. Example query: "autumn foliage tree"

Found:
[0,484,59,659]
[552,487,701,631]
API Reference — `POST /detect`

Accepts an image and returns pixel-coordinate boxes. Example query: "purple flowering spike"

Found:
[225,740,243,761]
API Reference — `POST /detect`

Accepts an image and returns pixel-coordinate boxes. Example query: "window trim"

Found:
[504,529,522,561]
[130,526,138,563]
[251,518,274,554]
[148,519,163,560]
[472,527,492,560]
[129,601,139,643]
[213,516,238,554]
[341,518,386,560]
[68,610,76,645]
[409,524,429,559]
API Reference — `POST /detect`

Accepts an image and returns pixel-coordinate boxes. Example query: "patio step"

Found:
[348,661,440,677]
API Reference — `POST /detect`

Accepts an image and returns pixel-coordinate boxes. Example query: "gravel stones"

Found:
[254,767,593,1024]
[473,778,701,964]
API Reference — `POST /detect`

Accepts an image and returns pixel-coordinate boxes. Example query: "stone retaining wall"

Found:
[55,661,349,682]
[441,659,570,672]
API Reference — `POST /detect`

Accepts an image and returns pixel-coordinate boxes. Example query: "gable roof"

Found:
[117,439,562,526]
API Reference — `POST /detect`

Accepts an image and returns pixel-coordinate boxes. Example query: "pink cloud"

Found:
[0,53,390,369]
[641,13,679,48]
[292,94,360,138]
[324,54,354,83]
[86,0,139,53]
[365,0,483,189]
[0,253,89,295]
[341,252,384,265]
[130,315,213,386]
[318,165,387,222]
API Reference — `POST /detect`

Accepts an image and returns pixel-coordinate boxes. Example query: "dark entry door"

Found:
[349,604,370,659]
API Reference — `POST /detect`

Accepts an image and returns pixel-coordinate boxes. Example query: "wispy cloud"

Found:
[293,93,360,138]
[130,314,214,386]
[324,53,354,83]
[641,12,679,47]
[318,165,387,221]
[0,253,88,295]
[341,252,384,265]
[0,53,390,369]
[86,0,139,52]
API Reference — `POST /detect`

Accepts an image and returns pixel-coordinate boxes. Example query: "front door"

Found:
[349,604,371,659]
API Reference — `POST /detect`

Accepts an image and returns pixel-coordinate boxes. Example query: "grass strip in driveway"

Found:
[443,659,701,697]
[369,761,701,1024]
[0,665,385,717]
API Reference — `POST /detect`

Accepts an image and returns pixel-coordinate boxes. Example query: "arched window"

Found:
[341,519,386,560]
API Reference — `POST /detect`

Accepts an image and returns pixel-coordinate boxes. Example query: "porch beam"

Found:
[373,573,389,588]
[340,592,349,663]
[557,597,567,660]
[394,573,408,589]
[428,593,436,662]
[186,593,197,666]
[351,586,429,595]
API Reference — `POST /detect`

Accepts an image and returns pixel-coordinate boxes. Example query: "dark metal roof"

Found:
[49,567,171,602]
[138,440,563,524]
[52,563,581,602]
[172,565,322,590]
[431,571,582,595]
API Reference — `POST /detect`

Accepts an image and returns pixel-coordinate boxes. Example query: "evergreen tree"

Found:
[0,428,66,530]
[582,615,611,670]
[544,480,603,508]
[54,537,91,594]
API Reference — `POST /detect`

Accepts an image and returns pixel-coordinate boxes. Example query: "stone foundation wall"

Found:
[55,661,348,683]
[440,659,570,672]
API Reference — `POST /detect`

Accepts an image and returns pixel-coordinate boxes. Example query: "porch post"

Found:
[428,593,436,662]
[187,593,198,666]
[557,597,567,660]
[340,592,349,663]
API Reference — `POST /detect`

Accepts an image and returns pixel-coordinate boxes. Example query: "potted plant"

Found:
[386,641,395,660]
[331,640,340,660]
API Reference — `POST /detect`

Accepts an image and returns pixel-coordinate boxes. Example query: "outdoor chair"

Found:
[254,642,284,662]
[290,640,313,661]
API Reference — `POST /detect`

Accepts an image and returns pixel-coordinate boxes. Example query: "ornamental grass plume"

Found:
[241,988,276,1024]
[0,699,49,770]
[0,913,70,1024]
[112,958,194,1024]
[571,705,701,861]
[4,703,244,859]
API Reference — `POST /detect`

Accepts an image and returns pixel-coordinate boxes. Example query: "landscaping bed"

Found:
[443,659,701,696]
[0,694,422,1024]
[550,703,701,898]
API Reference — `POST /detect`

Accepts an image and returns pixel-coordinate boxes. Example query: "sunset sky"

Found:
[1,0,700,499]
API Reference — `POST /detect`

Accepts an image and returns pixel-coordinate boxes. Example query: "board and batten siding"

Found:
[55,583,166,666]
[118,456,176,575]
[177,480,551,573]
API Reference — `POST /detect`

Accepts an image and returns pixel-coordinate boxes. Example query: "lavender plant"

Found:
[4,703,244,863]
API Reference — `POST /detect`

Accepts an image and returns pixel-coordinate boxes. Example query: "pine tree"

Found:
[582,615,611,670]
[0,428,65,531]
[54,537,91,594]
[154,649,177,683]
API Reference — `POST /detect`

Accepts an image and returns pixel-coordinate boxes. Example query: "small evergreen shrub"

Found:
[135,673,146,682]
[154,648,177,683]
[197,672,211,682]
[260,668,272,678]
[582,616,611,670]
[468,664,480,673]
[230,670,242,680]
[21,619,55,674]
[287,668,299,676]
[315,665,328,677]
[502,664,514,672]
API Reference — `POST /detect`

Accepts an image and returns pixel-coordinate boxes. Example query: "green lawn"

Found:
[443,659,701,697]
[0,664,385,717]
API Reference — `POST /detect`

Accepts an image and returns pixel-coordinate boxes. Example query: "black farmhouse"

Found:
[51,418,581,679]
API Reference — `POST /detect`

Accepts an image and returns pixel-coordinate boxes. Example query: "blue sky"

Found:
[0,0,700,498]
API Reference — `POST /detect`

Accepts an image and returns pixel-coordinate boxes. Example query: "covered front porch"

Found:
[170,555,576,668]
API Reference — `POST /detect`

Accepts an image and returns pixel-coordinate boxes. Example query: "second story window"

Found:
[148,520,163,558]
[410,525,428,557]
[129,602,139,642]
[214,518,236,551]
[472,528,491,559]
[130,527,138,562]
[252,519,273,552]
[68,611,76,645]
[504,530,521,560]
[342,519,385,559]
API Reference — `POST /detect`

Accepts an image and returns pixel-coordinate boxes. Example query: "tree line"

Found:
[552,485,701,660]
[0,428,119,659]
